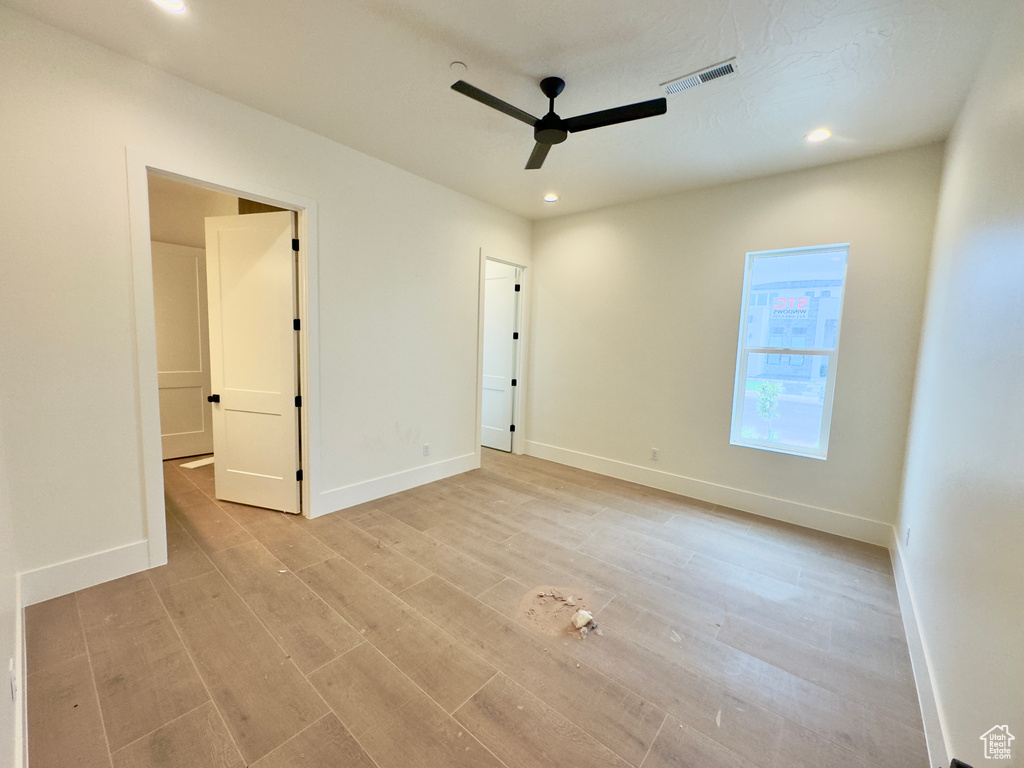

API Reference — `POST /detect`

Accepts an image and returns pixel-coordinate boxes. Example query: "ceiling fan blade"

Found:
[563,97,667,133]
[525,142,552,170]
[451,81,538,126]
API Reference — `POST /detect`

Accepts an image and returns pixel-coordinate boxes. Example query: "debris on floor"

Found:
[516,586,597,638]
[570,609,603,639]
[570,609,593,629]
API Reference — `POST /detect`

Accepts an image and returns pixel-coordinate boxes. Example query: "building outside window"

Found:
[730,244,849,459]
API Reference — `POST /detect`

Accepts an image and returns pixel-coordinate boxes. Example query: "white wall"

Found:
[897,4,1024,763]
[0,8,531,595]
[528,145,943,543]
[148,175,238,249]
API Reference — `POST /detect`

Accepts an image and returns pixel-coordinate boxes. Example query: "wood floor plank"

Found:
[168,488,254,554]
[573,530,696,589]
[508,496,604,539]
[454,673,635,768]
[180,463,216,497]
[27,655,113,768]
[298,513,432,594]
[148,508,217,591]
[109,702,244,768]
[343,506,506,597]
[594,597,900,766]
[472,467,607,517]
[678,553,833,648]
[641,716,760,768]
[716,612,922,728]
[24,593,87,675]
[426,523,587,590]
[299,555,496,712]
[216,500,336,572]
[77,572,209,751]
[563,621,786,767]
[208,541,364,674]
[157,571,328,763]
[309,643,505,768]
[505,529,730,638]
[769,720,871,768]
[249,713,377,768]
[400,576,666,766]
[694,531,804,585]
[162,462,198,496]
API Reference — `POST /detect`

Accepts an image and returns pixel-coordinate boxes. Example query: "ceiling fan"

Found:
[451,77,668,170]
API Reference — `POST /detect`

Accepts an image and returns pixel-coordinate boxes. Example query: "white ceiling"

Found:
[4,0,1007,219]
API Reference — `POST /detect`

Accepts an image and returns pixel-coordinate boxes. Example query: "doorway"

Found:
[149,175,302,514]
[128,154,317,568]
[480,258,522,452]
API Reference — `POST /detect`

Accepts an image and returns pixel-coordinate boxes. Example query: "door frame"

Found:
[476,251,528,460]
[126,148,320,569]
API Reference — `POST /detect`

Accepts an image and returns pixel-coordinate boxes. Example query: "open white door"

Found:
[481,260,519,451]
[152,241,215,459]
[205,211,300,514]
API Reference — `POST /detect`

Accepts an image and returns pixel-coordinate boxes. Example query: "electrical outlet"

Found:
[905,528,911,547]
[423,444,431,457]
[650,448,659,461]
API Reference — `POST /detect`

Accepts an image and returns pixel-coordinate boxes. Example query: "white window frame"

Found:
[729,243,849,459]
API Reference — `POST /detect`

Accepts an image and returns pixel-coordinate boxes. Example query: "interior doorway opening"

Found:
[480,258,523,453]
[148,173,303,514]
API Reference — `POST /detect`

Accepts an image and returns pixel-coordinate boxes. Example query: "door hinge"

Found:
[292,238,300,251]
[513,332,519,340]
[296,469,303,482]
[293,318,301,331]
[515,283,521,292]
[511,378,517,386]
[510,424,516,433]
[295,395,302,408]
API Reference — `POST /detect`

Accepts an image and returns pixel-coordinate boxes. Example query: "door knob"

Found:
[207,394,220,403]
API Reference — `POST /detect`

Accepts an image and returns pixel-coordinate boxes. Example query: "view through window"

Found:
[730,244,849,459]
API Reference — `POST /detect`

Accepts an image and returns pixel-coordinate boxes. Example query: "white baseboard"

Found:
[524,441,893,546]
[890,536,948,766]
[18,540,150,607]
[314,453,479,518]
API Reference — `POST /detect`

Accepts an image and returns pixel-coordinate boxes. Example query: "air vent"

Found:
[661,58,737,96]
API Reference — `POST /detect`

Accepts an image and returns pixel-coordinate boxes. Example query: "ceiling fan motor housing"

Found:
[535,77,568,144]
[535,113,568,145]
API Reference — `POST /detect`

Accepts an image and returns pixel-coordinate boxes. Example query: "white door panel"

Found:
[152,241,214,459]
[205,211,300,514]
[481,260,518,452]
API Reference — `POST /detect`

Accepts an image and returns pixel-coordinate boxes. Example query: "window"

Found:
[730,244,848,459]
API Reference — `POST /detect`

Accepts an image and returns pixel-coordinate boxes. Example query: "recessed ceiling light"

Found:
[150,0,186,13]
[805,128,832,143]
[543,193,559,203]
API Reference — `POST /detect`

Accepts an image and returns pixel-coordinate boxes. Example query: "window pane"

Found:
[737,354,830,450]
[746,249,846,349]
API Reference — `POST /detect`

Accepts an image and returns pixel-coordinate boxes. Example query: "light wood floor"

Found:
[25,449,928,767]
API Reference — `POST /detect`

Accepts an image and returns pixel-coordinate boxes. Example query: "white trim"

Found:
[474,249,486,468]
[126,147,323,573]
[524,440,893,546]
[18,540,150,608]
[14,574,25,768]
[315,453,477,518]
[891,535,949,767]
